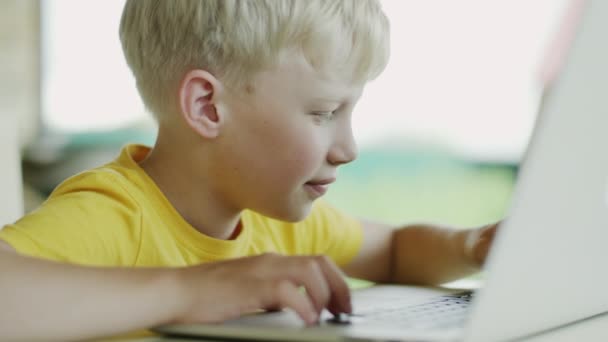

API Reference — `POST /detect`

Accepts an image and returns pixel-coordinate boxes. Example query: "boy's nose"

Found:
[328,128,358,166]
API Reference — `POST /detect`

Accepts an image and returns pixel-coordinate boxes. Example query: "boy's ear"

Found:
[178,69,225,139]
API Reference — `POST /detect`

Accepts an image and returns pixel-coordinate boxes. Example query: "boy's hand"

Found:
[463,222,500,267]
[170,253,350,326]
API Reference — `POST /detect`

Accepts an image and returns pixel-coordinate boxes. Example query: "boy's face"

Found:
[215,53,363,221]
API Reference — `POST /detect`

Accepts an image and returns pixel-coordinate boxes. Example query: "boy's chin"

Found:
[264,203,314,223]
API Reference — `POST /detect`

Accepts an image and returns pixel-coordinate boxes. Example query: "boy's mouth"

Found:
[306,178,336,186]
[304,178,336,197]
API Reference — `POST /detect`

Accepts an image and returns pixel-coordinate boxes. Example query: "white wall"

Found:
[42,0,568,163]
[0,114,24,225]
[0,0,37,226]
[353,0,569,162]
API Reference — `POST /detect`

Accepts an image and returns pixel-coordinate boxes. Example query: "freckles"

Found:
[230,165,242,176]
[275,149,305,174]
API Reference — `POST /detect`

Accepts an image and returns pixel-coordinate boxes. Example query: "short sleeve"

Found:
[0,172,142,266]
[299,200,363,267]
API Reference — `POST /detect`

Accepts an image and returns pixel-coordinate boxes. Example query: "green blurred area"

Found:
[326,146,516,228]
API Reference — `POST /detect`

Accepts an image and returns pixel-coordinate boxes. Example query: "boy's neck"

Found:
[139,131,242,240]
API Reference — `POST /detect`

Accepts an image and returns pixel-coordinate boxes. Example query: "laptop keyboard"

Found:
[354,291,474,330]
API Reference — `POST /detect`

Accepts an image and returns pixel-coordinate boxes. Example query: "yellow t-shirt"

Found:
[0,145,363,268]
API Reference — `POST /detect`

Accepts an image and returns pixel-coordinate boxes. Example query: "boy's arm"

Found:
[0,242,181,340]
[341,221,498,285]
[0,243,351,341]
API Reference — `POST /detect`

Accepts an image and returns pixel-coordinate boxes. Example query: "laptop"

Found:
[156,1,608,340]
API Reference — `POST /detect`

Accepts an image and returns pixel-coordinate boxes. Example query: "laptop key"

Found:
[355,291,474,331]
[326,312,352,325]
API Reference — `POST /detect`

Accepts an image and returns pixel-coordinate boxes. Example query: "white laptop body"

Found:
[156,1,608,341]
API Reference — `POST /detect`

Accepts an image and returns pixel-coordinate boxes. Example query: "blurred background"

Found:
[1,0,570,229]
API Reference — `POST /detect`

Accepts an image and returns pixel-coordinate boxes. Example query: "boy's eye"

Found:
[311,111,336,120]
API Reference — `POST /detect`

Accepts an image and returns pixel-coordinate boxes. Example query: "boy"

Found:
[0,0,497,329]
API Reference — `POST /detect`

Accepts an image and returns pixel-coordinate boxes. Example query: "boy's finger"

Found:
[314,255,352,315]
[282,256,330,315]
[271,280,318,325]
[474,237,492,266]
[484,221,500,234]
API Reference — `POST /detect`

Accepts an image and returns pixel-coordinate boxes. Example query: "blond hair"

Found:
[120,0,390,121]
